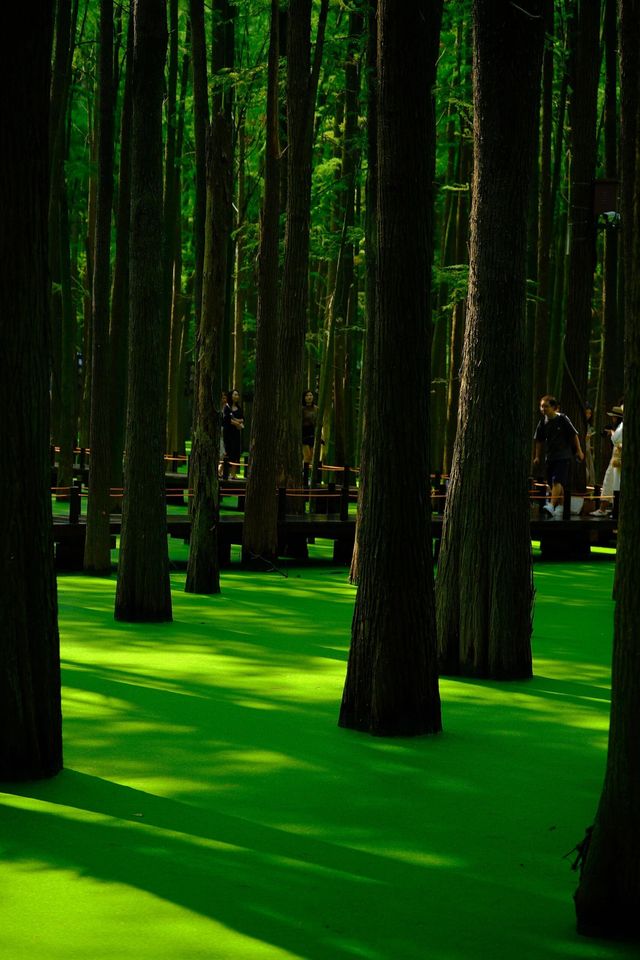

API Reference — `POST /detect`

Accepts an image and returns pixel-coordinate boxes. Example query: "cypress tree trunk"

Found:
[185,0,234,593]
[166,27,190,455]
[532,0,554,420]
[109,4,133,492]
[436,0,544,679]
[276,0,328,498]
[597,0,621,479]
[349,0,377,586]
[49,0,77,493]
[574,1,640,937]
[560,0,601,439]
[189,0,209,355]
[115,0,172,621]
[242,0,281,564]
[339,0,443,737]
[0,4,62,779]
[85,0,115,572]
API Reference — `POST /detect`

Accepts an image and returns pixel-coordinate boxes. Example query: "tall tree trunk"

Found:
[276,0,328,497]
[349,0,376,584]
[0,3,62,779]
[114,0,172,621]
[85,0,115,572]
[189,0,209,366]
[597,0,622,478]
[242,0,280,563]
[560,0,601,447]
[185,0,234,593]
[49,0,78,492]
[339,0,443,736]
[109,3,133,491]
[574,0,640,936]
[232,115,247,394]
[166,25,190,454]
[532,0,554,421]
[332,8,363,469]
[436,0,544,679]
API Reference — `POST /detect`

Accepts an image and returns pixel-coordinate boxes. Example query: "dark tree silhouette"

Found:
[0,5,62,778]
[573,0,640,938]
[339,0,443,737]
[185,0,234,594]
[276,0,328,499]
[115,0,172,621]
[85,0,115,572]
[435,0,544,679]
[242,0,281,564]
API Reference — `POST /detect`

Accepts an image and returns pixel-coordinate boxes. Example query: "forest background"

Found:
[49,0,624,495]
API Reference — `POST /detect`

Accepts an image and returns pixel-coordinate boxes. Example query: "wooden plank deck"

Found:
[52,510,617,570]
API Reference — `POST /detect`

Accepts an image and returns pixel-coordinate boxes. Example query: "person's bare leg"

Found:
[550,481,563,508]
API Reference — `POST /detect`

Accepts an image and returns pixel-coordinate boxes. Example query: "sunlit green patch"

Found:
[1,554,635,960]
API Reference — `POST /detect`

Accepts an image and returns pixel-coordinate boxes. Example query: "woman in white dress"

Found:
[593,404,623,515]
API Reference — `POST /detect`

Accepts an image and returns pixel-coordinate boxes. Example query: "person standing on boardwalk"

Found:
[222,388,244,479]
[533,395,584,517]
[302,390,319,466]
[593,404,623,516]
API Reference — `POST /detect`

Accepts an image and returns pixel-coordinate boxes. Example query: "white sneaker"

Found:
[553,505,564,519]
[592,507,610,517]
[542,503,555,517]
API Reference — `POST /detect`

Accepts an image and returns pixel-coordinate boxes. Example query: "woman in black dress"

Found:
[302,390,318,465]
[222,388,244,478]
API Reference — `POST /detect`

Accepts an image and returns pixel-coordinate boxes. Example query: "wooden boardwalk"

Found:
[52,507,617,571]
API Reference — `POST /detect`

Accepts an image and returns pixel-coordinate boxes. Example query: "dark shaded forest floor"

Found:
[1,541,636,959]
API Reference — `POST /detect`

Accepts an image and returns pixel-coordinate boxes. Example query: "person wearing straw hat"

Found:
[593,404,623,516]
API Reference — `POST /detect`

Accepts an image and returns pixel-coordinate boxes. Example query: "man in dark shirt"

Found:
[533,395,584,517]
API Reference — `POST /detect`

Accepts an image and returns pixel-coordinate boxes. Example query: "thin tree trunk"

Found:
[114,0,171,621]
[185,0,234,593]
[597,0,622,479]
[166,24,190,454]
[85,0,115,572]
[532,0,554,421]
[242,0,280,563]
[349,0,376,585]
[189,0,209,359]
[109,3,133,491]
[276,0,328,498]
[561,0,601,443]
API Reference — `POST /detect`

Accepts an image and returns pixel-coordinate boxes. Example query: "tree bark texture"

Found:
[349,0,377,585]
[115,0,172,621]
[85,0,115,572]
[436,0,544,679]
[109,4,134,489]
[242,0,281,563]
[573,0,640,938]
[532,0,554,420]
[560,0,601,437]
[276,0,328,496]
[0,5,63,778]
[185,16,234,592]
[339,0,443,737]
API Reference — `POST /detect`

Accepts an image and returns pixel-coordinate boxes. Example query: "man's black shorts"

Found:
[546,458,570,488]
